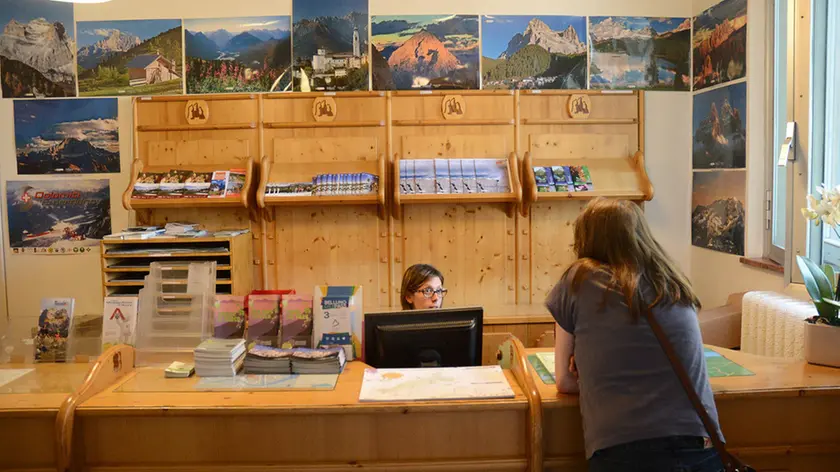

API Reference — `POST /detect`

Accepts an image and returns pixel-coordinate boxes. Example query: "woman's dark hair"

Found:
[401,264,444,309]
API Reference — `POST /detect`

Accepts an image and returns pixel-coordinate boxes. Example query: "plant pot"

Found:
[804,322,840,368]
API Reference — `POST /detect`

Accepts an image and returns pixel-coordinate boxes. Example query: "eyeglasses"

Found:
[415,287,448,299]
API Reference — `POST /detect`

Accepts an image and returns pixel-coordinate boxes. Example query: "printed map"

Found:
[194,373,338,391]
[358,365,516,402]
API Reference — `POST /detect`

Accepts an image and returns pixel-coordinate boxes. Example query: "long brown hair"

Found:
[401,264,444,310]
[563,198,700,319]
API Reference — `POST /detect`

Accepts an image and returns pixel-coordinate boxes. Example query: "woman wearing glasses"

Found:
[400,264,447,310]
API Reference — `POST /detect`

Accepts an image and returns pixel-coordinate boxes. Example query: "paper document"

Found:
[358,365,515,402]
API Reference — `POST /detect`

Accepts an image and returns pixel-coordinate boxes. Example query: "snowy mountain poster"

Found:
[14,98,120,174]
[0,0,77,98]
[372,15,479,90]
[692,81,746,169]
[76,19,183,96]
[293,0,369,92]
[6,180,112,255]
[482,15,587,90]
[692,170,745,256]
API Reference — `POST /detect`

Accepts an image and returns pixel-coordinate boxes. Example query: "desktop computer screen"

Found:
[363,307,483,368]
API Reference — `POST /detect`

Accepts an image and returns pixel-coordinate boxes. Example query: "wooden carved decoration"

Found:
[313,96,337,122]
[567,94,591,120]
[441,95,465,120]
[185,100,209,125]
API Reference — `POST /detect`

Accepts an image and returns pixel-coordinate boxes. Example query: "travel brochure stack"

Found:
[105,223,249,241]
[132,169,245,199]
[243,345,293,374]
[194,338,247,377]
[290,347,347,374]
[399,158,510,195]
[265,173,379,197]
[532,165,594,193]
[242,345,346,375]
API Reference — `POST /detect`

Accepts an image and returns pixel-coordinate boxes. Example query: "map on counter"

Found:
[704,348,754,378]
[194,374,338,391]
[0,368,34,388]
[358,365,516,402]
[528,353,555,385]
[528,349,754,383]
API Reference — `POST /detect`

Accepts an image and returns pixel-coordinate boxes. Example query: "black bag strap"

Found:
[641,305,751,472]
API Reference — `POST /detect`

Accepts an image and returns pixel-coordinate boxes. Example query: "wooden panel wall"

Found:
[132,95,263,287]
[132,91,644,309]
[517,91,644,304]
[391,91,518,307]
[262,93,389,308]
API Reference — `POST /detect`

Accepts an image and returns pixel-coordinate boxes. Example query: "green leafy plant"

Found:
[795,255,840,326]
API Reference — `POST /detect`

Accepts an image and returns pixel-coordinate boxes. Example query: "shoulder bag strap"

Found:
[641,305,749,472]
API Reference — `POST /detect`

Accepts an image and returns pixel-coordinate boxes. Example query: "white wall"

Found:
[688,0,785,307]
[12,0,785,341]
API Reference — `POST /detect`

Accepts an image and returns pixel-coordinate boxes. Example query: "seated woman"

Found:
[546,198,724,471]
[400,264,447,310]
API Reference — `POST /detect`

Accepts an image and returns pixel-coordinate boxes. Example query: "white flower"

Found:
[802,184,840,228]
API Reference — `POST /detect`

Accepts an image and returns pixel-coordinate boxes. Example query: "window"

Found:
[810,0,840,268]
[769,0,793,264]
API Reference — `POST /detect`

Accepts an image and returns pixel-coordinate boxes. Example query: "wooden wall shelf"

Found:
[257,145,386,220]
[393,151,523,220]
[393,119,515,127]
[520,150,654,217]
[264,121,385,129]
[136,123,256,132]
[122,155,254,211]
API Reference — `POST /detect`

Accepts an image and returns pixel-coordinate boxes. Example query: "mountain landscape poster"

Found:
[589,16,691,90]
[482,15,587,90]
[76,19,183,96]
[693,81,746,169]
[184,16,291,94]
[6,179,112,255]
[0,0,76,98]
[693,0,747,90]
[293,0,369,92]
[692,170,745,256]
[371,15,479,90]
[14,98,120,174]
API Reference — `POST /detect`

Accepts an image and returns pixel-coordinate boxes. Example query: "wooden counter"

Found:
[73,339,541,472]
[0,363,90,472]
[528,347,840,472]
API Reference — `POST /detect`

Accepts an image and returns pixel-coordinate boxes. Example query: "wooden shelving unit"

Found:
[256,137,387,219]
[99,234,253,297]
[122,154,254,211]
[393,151,523,219]
[520,150,653,217]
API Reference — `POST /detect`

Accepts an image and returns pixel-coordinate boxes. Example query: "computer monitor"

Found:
[363,306,483,368]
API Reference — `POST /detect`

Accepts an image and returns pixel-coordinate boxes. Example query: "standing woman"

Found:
[401,264,447,310]
[547,198,725,472]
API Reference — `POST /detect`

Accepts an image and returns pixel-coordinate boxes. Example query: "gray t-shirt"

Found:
[546,267,723,458]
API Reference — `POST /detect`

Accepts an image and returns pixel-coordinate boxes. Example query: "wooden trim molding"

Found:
[56,345,135,472]
[739,257,784,274]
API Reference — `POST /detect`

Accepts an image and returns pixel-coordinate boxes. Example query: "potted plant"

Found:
[799,185,840,367]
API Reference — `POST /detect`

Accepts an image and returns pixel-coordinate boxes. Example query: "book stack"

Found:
[243,345,294,374]
[291,347,347,374]
[194,338,246,377]
[400,158,509,195]
[532,165,594,193]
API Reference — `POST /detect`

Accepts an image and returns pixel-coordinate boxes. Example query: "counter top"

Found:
[77,362,528,415]
[528,346,840,408]
[0,363,90,414]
